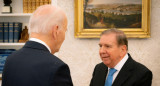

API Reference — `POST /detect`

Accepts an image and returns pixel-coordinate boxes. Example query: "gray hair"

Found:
[28,5,66,34]
[101,28,128,50]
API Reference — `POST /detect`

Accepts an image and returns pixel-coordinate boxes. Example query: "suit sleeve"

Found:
[50,64,73,86]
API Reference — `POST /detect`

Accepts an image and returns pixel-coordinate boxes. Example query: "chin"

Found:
[103,61,110,67]
[51,49,60,54]
[55,48,60,52]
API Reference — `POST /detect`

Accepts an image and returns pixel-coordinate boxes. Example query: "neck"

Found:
[109,52,127,68]
[30,32,56,54]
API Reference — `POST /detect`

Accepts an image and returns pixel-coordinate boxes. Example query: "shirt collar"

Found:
[29,38,51,53]
[108,53,128,71]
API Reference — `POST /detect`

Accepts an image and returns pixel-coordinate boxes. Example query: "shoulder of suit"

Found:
[132,59,152,73]
[47,54,66,65]
[127,54,151,73]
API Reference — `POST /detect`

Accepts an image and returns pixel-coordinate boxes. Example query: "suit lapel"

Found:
[92,63,108,86]
[100,64,108,85]
[112,54,134,86]
[97,63,108,86]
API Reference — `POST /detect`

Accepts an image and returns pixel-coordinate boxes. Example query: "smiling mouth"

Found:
[101,56,109,58]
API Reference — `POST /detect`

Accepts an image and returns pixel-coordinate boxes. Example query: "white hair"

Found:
[28,5,66,34]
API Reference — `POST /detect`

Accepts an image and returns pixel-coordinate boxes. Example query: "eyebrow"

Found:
[99,43,112,46]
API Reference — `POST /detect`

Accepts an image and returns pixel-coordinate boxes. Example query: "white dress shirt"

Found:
[107,54,129,83]
[29,38,51,53]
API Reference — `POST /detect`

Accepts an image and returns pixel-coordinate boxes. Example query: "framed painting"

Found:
[74,0,151,38]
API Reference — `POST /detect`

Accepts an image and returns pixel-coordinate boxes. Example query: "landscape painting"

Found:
[75,0,150,38]
[83,0,142,29]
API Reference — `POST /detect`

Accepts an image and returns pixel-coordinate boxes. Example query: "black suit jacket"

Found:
[90,54,152,86]
[2,41,73,86]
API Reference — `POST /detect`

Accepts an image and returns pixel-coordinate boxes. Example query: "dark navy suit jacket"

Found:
[90,54,152,86]
[2,41,73,86]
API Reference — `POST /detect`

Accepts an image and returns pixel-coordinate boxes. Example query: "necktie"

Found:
[105,68,117,86]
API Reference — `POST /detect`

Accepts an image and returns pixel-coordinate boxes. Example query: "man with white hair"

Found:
[2,5,73,86]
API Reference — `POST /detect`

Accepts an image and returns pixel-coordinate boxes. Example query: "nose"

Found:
[99,46,106,54]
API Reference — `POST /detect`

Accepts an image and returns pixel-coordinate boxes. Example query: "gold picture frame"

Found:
[74,0,151,38]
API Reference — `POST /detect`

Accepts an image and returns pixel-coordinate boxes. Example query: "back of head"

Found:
[28,5,67,34]
[101,28,128,50]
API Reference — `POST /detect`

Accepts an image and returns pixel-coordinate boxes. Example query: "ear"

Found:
[51,25,59,40]
[120,45,127,56]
